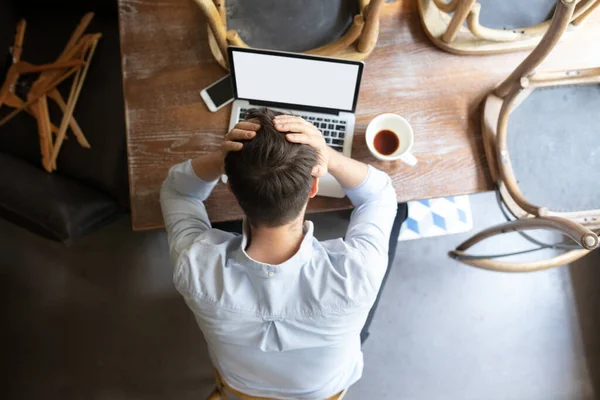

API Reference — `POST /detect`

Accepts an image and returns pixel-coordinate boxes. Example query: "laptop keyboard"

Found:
[238,108,346,152]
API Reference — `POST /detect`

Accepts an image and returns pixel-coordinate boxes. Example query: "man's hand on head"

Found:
[273,115,329,177]
[222,120,260,159]
[191,120,260,182]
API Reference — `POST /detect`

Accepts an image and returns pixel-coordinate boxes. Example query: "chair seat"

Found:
[477,0,556,30]
[508,85,600,213]
[226,0,358,52]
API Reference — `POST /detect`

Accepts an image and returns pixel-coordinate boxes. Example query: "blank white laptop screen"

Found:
[230,49,362,112]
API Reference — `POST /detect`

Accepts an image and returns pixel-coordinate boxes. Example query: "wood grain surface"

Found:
[118,0,600,230]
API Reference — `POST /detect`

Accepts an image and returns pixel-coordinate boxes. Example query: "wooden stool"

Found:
[206,369,348,400]
[0,13,100,172]
[450,0,600,272]
[418,0,600,54]
[191,0,386,70]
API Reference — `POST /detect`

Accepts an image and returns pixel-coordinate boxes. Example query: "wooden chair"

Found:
[192,0,386,70]
[450,0,600,272]
[0,13,100,172]
[418,0,600,55]
[206,369,348,400]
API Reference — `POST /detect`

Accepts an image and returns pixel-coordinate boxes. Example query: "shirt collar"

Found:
[228,219,315,277]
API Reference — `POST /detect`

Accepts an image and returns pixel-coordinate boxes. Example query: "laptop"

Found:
[227,47,364,198]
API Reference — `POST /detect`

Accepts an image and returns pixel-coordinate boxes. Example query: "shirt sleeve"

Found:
[160,160,219,262]
[343,166,398,278]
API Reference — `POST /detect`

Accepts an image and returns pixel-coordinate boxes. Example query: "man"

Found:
[161,108,406,399]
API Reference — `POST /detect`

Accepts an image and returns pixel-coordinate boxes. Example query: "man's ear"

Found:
[308,176,319,199]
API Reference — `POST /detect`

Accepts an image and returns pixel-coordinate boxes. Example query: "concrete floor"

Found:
[1,192,599,400]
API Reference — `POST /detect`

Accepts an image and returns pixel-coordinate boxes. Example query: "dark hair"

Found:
[224,108,317,227]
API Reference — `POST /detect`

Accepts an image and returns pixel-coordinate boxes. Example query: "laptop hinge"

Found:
[247,100,342,116]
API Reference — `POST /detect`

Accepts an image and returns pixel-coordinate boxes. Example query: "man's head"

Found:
[224,108,318,227]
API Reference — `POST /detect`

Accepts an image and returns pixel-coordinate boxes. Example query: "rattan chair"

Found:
[192,0,385,70]
[450,0,600,272]
[418,0,600,54]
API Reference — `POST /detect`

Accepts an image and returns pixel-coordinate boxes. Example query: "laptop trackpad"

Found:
[317,173,345,198]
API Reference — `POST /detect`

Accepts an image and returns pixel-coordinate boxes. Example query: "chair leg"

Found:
[31,97,53,172]
[50,37,99,169]
[192,0,228,64]
[442,0,476,43]
[357,0,384,53]
[48,89,88,147]
[59,12,95,59]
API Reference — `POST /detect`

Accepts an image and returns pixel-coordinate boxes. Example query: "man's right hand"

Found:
[222,120,260,158]
[273,115,330,177]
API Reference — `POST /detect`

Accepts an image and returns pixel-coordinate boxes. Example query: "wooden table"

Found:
[118,0,600,230]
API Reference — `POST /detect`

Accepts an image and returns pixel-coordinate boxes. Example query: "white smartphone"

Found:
[200,74,234,112]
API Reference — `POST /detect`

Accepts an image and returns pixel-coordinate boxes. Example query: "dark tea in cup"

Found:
[365,113,417,166]
[373,130,400,156]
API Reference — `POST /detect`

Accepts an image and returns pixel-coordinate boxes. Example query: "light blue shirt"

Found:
[160,160,397,399]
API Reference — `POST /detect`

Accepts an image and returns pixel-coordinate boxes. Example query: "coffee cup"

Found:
[365,113,417,166]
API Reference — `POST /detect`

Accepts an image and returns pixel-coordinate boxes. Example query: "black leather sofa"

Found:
[0,0,129,243]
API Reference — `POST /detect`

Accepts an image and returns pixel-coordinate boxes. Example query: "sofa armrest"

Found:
[0,152,119,243]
